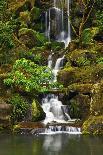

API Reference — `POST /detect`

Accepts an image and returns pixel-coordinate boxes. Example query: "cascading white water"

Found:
[41,55,81,134]
[53,55,65,82]
[45,0,71,48]
[42,55,71,125]
[48,54,52,69]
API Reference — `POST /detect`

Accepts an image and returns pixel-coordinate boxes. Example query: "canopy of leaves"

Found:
[4,58,56,93]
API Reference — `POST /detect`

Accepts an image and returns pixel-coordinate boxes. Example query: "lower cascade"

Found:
[41,55,81,134]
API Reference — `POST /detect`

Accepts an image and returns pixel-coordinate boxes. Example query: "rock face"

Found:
[57,42,103,134]
[82,82,103,135]
[31,100,46,122]
[83,116,103,135]
[18,28,47,48]
[0,99,13,128]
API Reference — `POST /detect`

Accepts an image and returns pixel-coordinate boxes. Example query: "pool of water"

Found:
[0,134,103,155]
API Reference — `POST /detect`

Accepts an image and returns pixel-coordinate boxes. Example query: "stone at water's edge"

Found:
[13,121,82,135]
[31,100,46,122]
[82,116,103,135]
[0,101,13,128]
[82,82,103,135]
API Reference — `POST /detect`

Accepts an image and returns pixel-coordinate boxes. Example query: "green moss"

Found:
[66,49,98,67]
[31,100,45,122]
[19,11,30,25]
[67,83,93,94]
[90,82,103,115]
[82,115,103,135]
[30,7,41,21]
[58,64,103,86]
[18,28,47,48]
[69,94,90,119]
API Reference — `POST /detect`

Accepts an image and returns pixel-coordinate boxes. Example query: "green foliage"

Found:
[9,94,29,123]
[69,99,80,118]
[81,27,99,45]
[96,11,103,31]
[0,0,7,20]
[76,57,90,67]
[30,7,40,21]
[96,57,103,64]
[0,21,14,49]
[19,28,47,47]
[4,58,54,93]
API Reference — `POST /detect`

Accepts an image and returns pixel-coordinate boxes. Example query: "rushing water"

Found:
[41,55,81,134]
[42,56,71,125]
[45,0,71,47]
[0,134,103,155]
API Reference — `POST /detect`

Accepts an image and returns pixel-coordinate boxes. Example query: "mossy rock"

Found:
[90,82,103,115]
[58,64,103,86]
[82,115,103,135]
[69,94,90,119]
[8,0,32,15]
[19,11,30,25]
[66,49,97,67]
[0,102,13,128]
[18,28,47,48]
[31,100,46,122]
[67,83,93,94]
[30,7,41,21]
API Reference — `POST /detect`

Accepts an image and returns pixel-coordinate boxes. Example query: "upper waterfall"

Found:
[45,0,71,48]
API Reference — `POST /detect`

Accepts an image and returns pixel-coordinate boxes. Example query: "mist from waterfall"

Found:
[45,0,71,48]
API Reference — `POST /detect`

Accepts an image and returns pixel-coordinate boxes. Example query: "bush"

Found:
[4,58,53,93]
[9,94,29,123]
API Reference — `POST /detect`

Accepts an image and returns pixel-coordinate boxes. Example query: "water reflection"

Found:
[43,135,62,152]
[0,134,103,155]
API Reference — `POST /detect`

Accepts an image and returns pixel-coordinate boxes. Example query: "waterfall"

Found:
[53,55,65,82]
[48,54,52,69]
[41,55,81,134]
[42,55,71,125]
[45,0,71,47]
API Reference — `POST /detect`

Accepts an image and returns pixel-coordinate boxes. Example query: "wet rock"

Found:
[31,100,46,122]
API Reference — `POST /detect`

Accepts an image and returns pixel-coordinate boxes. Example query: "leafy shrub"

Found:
[96,57,103,64]
[4,58,54,93]
[96,10,103,31]
[9,94,29,123]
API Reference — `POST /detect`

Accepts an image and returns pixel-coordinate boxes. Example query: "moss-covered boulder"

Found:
[69,94,90,120]
[18,28,47,48]
[66,49,97,67]
[31,100,45,122]
[90,82,103,116]
[82,115,103,135]
[58,64,103,86]
[67,83,93,94]
[8,0,32,15]
[19,11,30,26]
